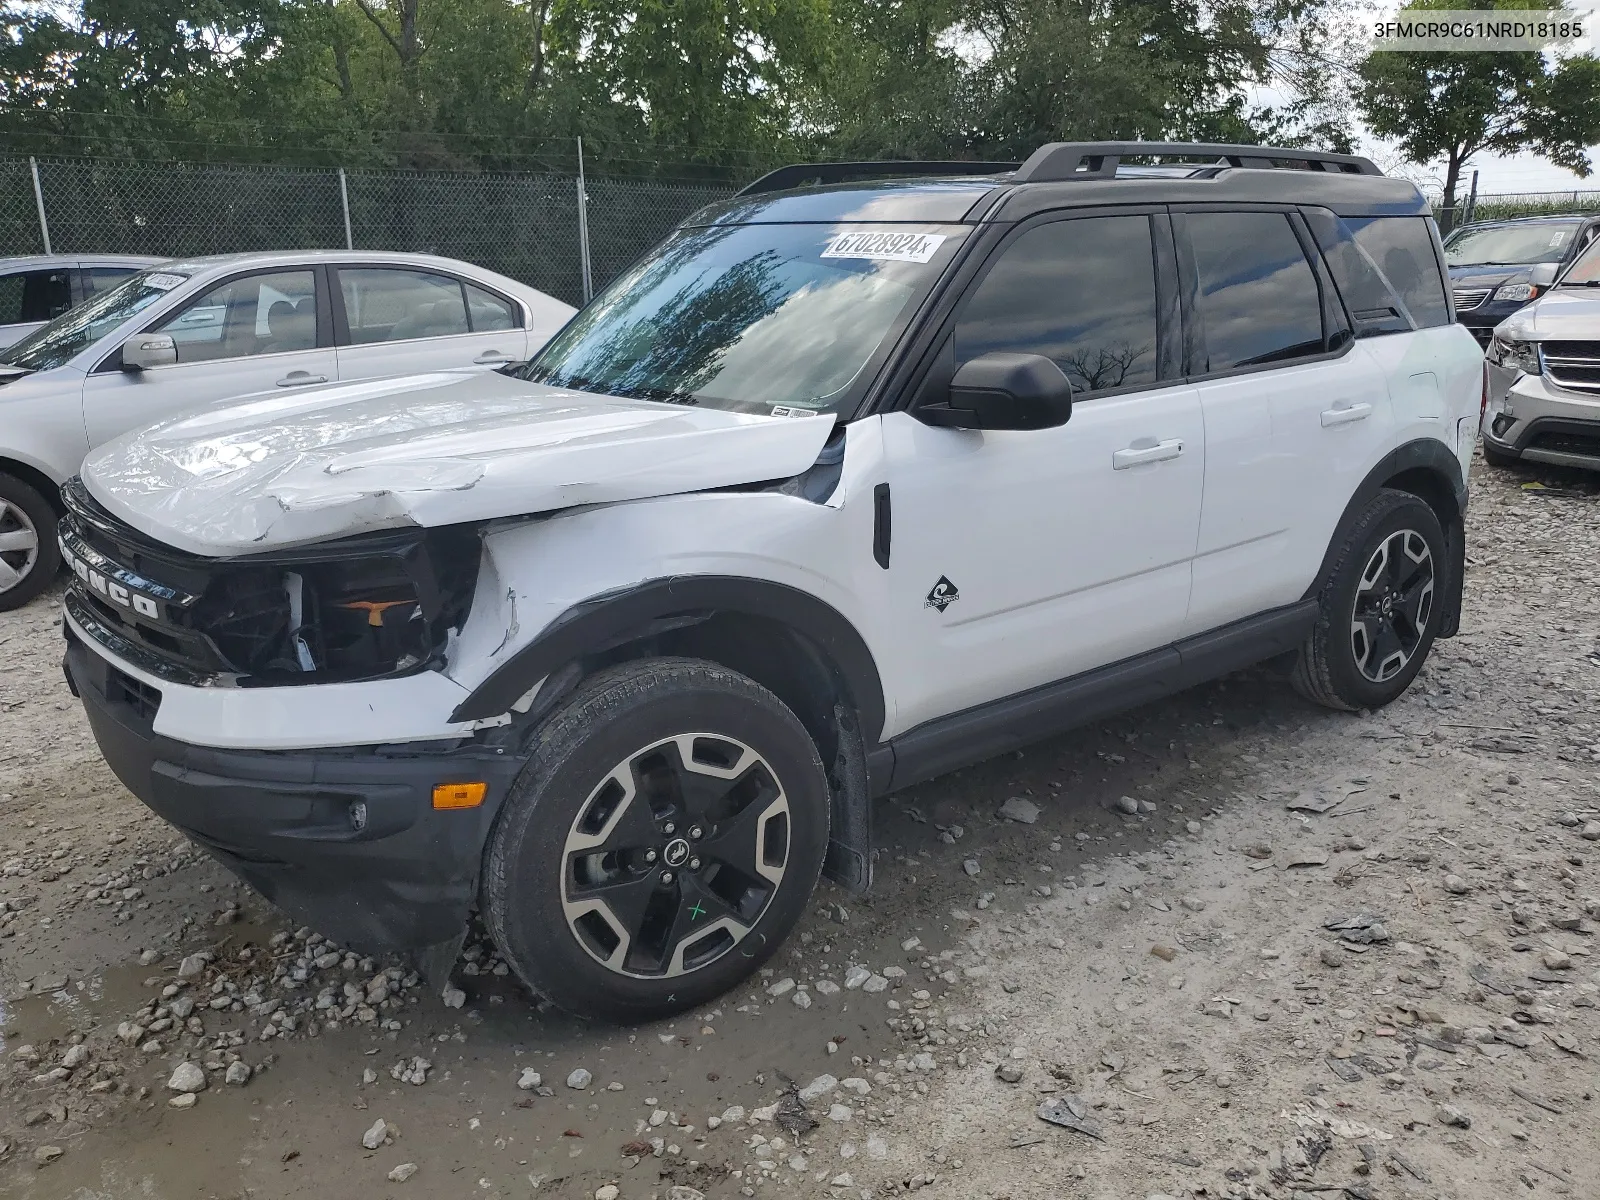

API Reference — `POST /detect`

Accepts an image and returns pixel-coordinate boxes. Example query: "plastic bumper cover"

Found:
[64,633,524,955]
[1482,373,1600,469]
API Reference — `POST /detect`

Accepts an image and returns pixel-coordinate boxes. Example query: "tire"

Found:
[1481,442,1519,469]
[0,473,60,613]
[483,657,830,1023]
[1291,489,1446,713]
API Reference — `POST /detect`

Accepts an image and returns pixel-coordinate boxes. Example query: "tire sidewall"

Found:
[0,474,60,612]
[486,661,829,1022]
[1322,495,1445,709]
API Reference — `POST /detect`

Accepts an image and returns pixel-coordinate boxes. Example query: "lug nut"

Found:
[663,822,677,835]
[688,857,701,870]
[644,849,658,864]
[688,825,703,840]
[660,870,674,884]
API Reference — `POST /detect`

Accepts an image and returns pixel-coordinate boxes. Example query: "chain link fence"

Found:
[3,156,736,306]
[1434,189,1600,236]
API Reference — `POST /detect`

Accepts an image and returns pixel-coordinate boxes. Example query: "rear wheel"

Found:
[483,657,830,1022]
[0,473,59,612]
[1292,489,1446,712]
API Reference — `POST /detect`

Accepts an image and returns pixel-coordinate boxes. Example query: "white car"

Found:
[61,144,1482,1022]
[0,250,574,608]
[0,254,165,349]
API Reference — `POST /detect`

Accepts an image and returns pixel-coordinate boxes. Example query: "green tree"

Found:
[1358,0,1600,212]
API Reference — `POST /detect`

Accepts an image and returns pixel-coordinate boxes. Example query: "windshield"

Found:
[1562,235,1600,285]
[1444,221,1581,267]
[517,222,967,416]
[3,268,186,372]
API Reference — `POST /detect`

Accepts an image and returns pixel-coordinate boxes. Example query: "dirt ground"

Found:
[3,452,1598,1200]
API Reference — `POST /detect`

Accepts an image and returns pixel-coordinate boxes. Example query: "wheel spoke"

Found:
[1371,620,1406,679]
[0,528,36,554]
[0,557,21,590]
[560,731,786,980]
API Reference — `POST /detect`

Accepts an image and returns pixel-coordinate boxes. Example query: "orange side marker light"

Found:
[433,782,487,810]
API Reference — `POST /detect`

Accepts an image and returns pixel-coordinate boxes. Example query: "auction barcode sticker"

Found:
[821,231,947,264]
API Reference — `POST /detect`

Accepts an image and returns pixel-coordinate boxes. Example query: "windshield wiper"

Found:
[0,363,32,377]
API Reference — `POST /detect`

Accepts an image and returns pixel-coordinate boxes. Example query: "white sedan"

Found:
[0,250,575,609]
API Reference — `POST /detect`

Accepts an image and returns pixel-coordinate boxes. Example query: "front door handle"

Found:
[1112,438,1184,470]
[276,371,328,387]
[1320,402,1372,427]
[473,350,513,365]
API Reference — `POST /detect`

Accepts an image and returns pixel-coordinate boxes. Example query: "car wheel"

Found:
[0,473,59,613]
[1291,489,1446,712]
[482,657,830,1022]
[1481,442,1519,469]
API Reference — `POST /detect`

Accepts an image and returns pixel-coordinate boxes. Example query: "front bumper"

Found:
[64,631,524,955]
[1481,371,1600,470]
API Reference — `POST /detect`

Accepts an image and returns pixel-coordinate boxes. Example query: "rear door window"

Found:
[1186,212,1326,371]
[465,283,518,332]
[955,214,1161,394]
[0,268,73,324]
[339,268,471,344]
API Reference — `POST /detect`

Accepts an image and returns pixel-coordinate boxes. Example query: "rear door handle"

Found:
[473,350,513,365]
[1112,438,1184,470]
[1320,402,1372,427]
[276,371,327,387]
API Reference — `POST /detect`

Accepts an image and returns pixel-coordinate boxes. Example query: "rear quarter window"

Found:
[1307,211,1450,334]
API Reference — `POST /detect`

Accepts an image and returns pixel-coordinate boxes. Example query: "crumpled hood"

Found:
[1496,287,1600,342]
[81,371,837,556]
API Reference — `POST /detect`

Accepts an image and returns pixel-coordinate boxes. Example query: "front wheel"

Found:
[482,657,830,1022]
[0,473,59,613]
[1292,489,1446,712]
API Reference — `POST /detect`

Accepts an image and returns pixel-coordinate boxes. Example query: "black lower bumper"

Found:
[65,636,524,956]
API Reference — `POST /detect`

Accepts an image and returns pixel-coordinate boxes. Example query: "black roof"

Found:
[686,141,1429,228]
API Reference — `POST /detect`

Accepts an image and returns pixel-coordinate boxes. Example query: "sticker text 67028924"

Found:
[820,232,948,264]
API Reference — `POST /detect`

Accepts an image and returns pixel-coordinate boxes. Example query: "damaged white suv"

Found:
[61,144,1483,1021]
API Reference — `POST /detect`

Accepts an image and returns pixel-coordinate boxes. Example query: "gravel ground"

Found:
[2,451,1598,1200]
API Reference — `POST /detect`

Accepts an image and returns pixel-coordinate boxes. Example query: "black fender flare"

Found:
[1304,437,1468,637]
[449,575,887,742]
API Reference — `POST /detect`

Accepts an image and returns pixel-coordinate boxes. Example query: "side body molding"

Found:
[449,575,888,743]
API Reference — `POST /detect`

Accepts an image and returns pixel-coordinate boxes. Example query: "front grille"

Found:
[1529,429,1600,459]
[106,666,162,721]
[1540,341,1600,394]
[1453,287,1492,310]
[59,478,482,687]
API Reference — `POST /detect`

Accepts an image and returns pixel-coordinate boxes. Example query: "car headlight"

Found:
[1492,283,1540,303]
[1488,336,1541,375]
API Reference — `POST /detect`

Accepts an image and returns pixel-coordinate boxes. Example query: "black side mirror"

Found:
[916,351,1074,431]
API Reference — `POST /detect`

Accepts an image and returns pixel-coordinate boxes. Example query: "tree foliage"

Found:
[0,0,1382,175]
[1357,0,1600,208]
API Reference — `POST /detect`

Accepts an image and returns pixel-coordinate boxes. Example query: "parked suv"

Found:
[1482,230,1600,469]
[60,144,1482,1021]
[1444,214,1600,347]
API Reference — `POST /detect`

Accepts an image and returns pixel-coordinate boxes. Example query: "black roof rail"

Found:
[1014,141,1382,181]
[736,160,1019,197]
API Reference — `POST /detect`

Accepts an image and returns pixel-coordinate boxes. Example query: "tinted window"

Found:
[465,283,517,332]
[1305,209,1410,336]
[341,269,470,344]
[156,271,318,364]
[1189,213,1324,370]
[1345,217,1449,327]
[85,267,141,297]
[0,269,72,325]
[955,216,1159,393]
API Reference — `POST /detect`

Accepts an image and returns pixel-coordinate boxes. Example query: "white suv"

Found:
[59,144,1483,1022]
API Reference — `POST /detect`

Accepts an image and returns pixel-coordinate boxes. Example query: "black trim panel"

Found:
[450,576,887,743]
[883,600,1318,794]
